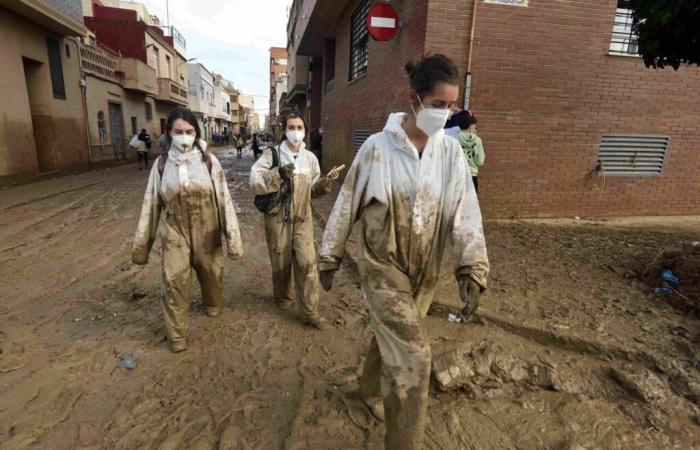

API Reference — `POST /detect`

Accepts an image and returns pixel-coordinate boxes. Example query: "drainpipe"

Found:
[71,37,94,169]
[464,0,478,110]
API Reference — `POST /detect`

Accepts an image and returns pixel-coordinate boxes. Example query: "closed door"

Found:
[108,103,125,154]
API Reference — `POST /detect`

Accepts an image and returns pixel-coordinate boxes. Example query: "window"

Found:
[65,44,71,58]
[166,55,172,78]
[597,134,668,176]
[349,0,370,81]
[89,36,96,48]
[145,102,153,120]
[46,37,66,100]
[97,111,106,140]
[200,86,204,99]
[609,1,639,56]
[131,117,137,136]
[227,102,231,114]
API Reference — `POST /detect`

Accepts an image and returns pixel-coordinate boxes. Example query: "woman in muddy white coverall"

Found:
[132,108,244,353]
[318,55,490,449]
[250,111,341,330]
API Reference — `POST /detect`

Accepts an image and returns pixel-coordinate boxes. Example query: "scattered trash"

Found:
[691,241,700,247]
[131,291,146,301]
[573,216,581,220]
[73,317,82,322]
[653,287,674,295]
[660,269,679,285]
[448,313,462,323]
[118,355,136,370]
[90,315,102,321]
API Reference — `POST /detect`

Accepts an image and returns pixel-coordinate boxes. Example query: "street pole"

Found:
[166,0,170,27]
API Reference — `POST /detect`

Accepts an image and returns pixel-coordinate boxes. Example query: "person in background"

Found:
[250,110,342,330]
[318,54,489,450]
[132,107,243,353]
[236,133,245,159]
[137,128,151,170]
[457,114,485,194]
[251,133,262,160]
[445,108,472,139]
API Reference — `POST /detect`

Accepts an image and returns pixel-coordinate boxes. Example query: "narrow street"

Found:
[0,149,698,450]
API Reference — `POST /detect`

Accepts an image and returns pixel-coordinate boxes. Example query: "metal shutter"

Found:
[597,134,668,176]
[46,37,66,100]
[353,130,371,155]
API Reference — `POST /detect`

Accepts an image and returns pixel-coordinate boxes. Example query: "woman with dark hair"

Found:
[250,110,342,329]
[457,114,485,194]
[132,107,244,353]
[318,54,490,449]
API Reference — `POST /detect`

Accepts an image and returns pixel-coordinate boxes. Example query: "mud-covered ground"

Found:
[1,148,698,450]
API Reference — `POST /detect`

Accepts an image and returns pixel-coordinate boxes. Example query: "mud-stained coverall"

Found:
[319,113,489,450]
[132,141,243,345]
[250,141,331,320]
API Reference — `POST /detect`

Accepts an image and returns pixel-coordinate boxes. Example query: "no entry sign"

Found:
[366,2,399,42]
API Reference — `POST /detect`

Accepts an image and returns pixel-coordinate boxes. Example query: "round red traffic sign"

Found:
[366,2,399,42]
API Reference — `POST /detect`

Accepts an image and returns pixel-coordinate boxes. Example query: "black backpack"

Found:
[254,146,292,215]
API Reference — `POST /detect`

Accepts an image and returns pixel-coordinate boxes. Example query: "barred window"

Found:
[145,102,153,121]
[349,0,370,81]
[609,0,639,56]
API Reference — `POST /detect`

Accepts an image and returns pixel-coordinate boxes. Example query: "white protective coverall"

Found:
[132,140,243,346]
[319,113,489,450]
[250,140,331,320]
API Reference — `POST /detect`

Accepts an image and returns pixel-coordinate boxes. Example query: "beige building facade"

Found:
[0,0,90,178]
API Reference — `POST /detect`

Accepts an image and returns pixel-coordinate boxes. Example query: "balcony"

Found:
[79,44,119,84]
[4,0,86,36]
[157,78,188,106]
[294,0,353,56]
[117,58,158,96]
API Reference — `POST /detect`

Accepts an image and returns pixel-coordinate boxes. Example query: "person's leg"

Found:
[358,336,384,420]
[291,218,323,326]
[144,151,149,169]
[161,224,193,351]
[264,214,294,308]
[363,276,431,450]
[192,214,224,317]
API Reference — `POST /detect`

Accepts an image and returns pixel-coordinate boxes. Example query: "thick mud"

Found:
[0,148,698,449]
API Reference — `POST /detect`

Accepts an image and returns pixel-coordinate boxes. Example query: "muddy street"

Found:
[0,149,698,450]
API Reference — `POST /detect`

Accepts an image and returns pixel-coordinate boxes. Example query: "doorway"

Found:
[22,57,44,171]
[108,102,125,160]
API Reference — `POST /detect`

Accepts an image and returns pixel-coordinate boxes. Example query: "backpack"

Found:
[254,146,292,215]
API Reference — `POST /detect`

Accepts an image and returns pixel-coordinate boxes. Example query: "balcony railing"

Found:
[157,78,188,106]
[117,58,158,95]
[79,44,119,83]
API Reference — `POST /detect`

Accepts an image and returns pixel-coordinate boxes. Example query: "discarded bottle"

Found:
[119,355,136,370]
[660,270,679,285]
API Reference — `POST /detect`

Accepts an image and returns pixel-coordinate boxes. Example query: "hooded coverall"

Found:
[132,141,243,346]
[319,113,490,450]
[250,141,331,320]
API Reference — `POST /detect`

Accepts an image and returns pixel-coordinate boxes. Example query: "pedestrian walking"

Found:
[236,133,245,159]
[136,128,151,170]
[132,107,244,353]
[251,133,262,160]
[457,114,485,194]
[318,54,490,450]
[250,110,342,330]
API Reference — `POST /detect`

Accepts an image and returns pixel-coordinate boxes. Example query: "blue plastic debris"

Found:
[660,270,679,285]
[119,355,136,370]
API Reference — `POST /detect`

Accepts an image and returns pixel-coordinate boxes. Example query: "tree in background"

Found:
[629,0,700,69]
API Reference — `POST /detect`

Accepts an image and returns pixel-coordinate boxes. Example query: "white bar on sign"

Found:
[370,17,396,28]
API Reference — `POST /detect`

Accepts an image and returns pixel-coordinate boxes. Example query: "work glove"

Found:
[319,269,337,292]
[278,163,295,180]
[458,275,482,319]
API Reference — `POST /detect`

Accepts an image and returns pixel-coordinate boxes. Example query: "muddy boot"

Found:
[276,298,294,311]
[361,395,385,422]
[170,340,187,353]
[301,315,327,330]
[206,306,221,317]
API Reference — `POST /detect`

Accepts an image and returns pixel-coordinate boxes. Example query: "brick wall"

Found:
[320,0,700,217]
[321,0,429,171]
[424,0,700,217]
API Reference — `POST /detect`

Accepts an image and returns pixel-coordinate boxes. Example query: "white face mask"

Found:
[286,130,305,146]
[171,134,196,152]
[412,96,450,137]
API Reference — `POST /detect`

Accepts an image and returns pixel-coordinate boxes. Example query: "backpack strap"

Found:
[269,145,279,169]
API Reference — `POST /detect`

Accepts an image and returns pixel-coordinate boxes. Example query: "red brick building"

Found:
[292,0,700,217]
